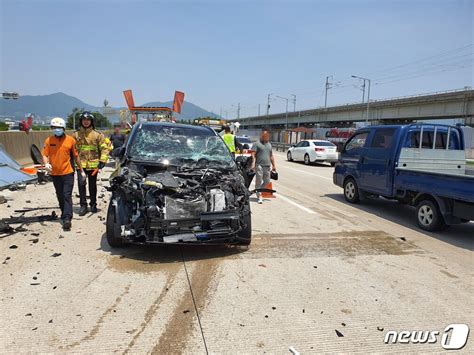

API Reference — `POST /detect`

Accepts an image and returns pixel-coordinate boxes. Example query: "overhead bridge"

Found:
[235,89,474,128]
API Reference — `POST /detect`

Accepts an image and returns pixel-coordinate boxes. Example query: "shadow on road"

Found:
[290,161,334,168]
[99,233,248,264]
[325,193,474,251]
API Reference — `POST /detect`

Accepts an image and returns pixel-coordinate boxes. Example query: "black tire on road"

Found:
[237,205,252,245]
[287,151,293,161]
[416,199,447,232]
[343,178,360,204]
[304,154,310,165]
[106,202,127,247]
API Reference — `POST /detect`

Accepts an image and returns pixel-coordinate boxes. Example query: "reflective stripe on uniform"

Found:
[79,145,99,152]
[81,160,99,169]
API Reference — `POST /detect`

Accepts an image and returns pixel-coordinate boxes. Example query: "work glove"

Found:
[44,163,52,173]
[98,162,106,170]
[79,170,87,186]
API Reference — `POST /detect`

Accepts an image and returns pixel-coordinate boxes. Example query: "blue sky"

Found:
[1,0,472,118]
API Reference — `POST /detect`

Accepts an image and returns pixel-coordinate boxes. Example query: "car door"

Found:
[339,131,370,181]
[300,141,311,160]
[358,127,398,194]
[293,141,305,160]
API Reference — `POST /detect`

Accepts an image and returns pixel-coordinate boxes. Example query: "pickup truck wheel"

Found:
[416,200,446,231]
[106,202,127,248]
[287,151,293,161]
[343,178,360,203]
[304,154,310,165]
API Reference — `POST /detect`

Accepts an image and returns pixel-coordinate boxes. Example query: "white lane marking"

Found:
[279,165,333,181]
[276,193,316,214]
[276,184,356,218]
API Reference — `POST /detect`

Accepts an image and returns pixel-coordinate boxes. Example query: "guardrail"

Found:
[272,142,291,152]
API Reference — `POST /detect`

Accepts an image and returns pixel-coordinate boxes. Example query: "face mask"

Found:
[53,128,64,137]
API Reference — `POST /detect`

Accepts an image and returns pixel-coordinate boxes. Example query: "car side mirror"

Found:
[291,144,295,148]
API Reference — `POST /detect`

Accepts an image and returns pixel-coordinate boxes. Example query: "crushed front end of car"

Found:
[106,123,253,246]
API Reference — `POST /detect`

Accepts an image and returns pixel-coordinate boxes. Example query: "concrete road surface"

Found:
[1,153,473,354]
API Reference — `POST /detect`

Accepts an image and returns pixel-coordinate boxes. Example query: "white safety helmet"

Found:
[50,117,66,128]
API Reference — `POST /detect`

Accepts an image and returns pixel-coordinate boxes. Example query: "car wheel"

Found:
[287,151,293,161]
[106,202,127,247]
[304,154,310,165]
[416,199,447,231]
[236,203,251,245]
[343,178,360,203]
[330,162,336,167]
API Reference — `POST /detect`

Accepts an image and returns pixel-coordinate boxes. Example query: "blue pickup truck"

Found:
[333,124,474,231]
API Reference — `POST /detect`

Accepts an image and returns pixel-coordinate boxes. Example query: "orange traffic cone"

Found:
[261,182,276,198]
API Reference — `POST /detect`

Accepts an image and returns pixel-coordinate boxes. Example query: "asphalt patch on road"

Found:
[246,230,422,258]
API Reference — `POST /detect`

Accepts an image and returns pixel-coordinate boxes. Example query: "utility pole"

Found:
[291,94,296,112]
[258,104,261,116]
[325,76,332,108]
[237,103,241,119]
[361,80,366,103]
[366,79,371,124]
[266,93,272,116]
[352,75,371,125]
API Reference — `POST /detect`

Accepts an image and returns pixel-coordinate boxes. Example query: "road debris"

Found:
[14,207,57,213]
[51,253,61,257]
[289,346,300,355]
[377,327,384,332]
[335,329,344,337]
[1,212,57,225]
[29,238,39,243]
[9,245,18,249]
[0,222,15,236]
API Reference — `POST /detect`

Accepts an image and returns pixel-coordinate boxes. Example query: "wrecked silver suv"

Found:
[106,122,254,247]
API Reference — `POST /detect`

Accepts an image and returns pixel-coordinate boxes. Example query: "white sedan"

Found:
[286,140,339,166]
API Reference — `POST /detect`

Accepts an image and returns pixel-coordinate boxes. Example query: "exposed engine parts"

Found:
[108,164,250,244]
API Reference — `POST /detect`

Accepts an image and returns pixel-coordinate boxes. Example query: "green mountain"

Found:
[0,92,221,121]
[0,92,96,119]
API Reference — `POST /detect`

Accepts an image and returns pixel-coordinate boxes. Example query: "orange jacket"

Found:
[42,135,78,176]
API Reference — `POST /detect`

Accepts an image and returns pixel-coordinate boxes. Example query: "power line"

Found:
[363,44,473,77]
[373,56,473,82]
[375,63,472,86]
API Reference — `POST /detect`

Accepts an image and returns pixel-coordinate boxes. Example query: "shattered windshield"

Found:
[128,124,235,168]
